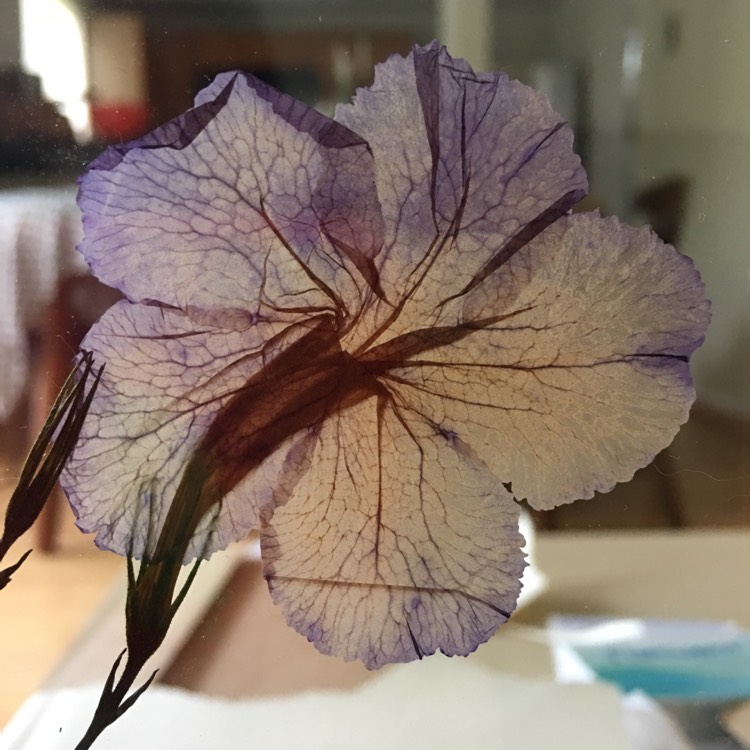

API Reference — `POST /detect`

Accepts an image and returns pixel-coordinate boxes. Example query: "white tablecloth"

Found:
[0,186,86,419]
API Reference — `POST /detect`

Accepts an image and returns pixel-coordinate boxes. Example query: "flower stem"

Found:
[73,462,213,748]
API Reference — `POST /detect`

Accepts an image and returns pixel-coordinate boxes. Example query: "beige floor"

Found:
[0,473,121,727]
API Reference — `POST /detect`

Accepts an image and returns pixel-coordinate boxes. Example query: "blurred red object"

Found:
[91,102,150,142]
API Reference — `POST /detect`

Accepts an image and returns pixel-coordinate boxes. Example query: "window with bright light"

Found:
[20,0,90,140]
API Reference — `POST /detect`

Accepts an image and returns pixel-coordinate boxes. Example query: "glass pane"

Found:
[0,2,747,748]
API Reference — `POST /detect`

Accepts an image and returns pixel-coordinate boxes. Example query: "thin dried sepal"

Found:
[0,549,32,591]
[0,353,102,563]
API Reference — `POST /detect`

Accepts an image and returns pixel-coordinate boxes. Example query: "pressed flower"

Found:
[61,42,709,669]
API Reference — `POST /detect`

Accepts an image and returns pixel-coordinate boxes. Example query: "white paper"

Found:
[3,659,636,750]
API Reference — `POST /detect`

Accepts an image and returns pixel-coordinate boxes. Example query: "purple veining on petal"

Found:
[200,71,386,269]
[236,72,366,151]
[335,44,588,350]
[262,399,525,669]
[372,211,710,512]
[60,301,330,560]
[410,44,588,287]
[77,70,383,319]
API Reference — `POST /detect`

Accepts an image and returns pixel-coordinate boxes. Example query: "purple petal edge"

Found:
[81,78,236,176]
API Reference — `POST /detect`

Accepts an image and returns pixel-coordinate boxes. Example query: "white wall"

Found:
[635,0,750,135]
[491,0,557,78]
[634,0,750,416]
[438,0,492,71]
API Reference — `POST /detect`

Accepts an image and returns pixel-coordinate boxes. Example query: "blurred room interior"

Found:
[0,0,749,739]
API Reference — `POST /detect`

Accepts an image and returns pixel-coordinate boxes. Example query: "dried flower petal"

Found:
[263,398,524,668]
[335,41,587,349]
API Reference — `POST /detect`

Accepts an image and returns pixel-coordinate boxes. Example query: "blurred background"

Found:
[0,0,749,732]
